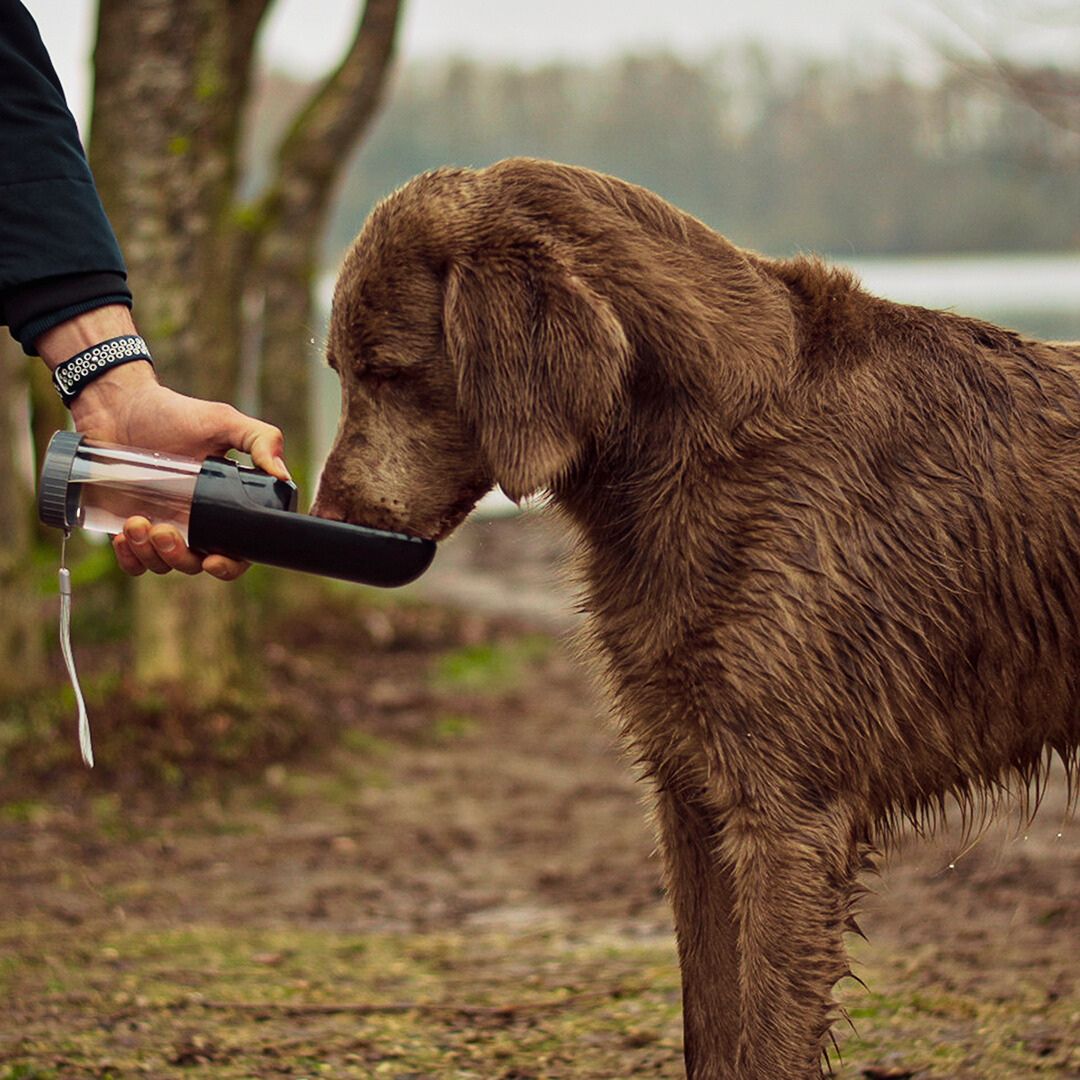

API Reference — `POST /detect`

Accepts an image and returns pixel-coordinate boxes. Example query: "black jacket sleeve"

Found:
[0,0,132,354]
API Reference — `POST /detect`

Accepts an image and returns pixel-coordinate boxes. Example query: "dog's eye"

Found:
[355,365,402,389]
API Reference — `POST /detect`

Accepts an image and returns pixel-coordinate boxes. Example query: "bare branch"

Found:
[236,0,405,444]
[222,1,279,194]
[930,2,1080,133]
[989,60,1080,133]
[253,0,405,238]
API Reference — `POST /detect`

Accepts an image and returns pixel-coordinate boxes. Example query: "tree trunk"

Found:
[90,0,268,702]
[0,340,44,699]
[248,0,403,483]
[88,0,404,702]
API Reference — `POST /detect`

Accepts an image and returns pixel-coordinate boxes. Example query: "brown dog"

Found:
[313,158,1080,1078]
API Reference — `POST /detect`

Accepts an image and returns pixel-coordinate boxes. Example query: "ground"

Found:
[1,515,1077,1079]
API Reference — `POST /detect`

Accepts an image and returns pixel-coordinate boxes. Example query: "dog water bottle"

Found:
[38,430,437,769]
[38,431,436,587]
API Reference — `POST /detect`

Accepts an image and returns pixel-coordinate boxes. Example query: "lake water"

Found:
[844,254,1080,343]
[316,251,1080,341]
[311,253,1080,506]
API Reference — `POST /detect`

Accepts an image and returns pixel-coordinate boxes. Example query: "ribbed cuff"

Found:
[0,270,133,354]
[16,294,134,356]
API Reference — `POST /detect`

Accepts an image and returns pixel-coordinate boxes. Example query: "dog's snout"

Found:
[310,496,345,522]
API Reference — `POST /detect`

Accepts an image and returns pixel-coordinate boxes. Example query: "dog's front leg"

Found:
[658,782,862,1079]
[656,782,743,1077]
[726,799,863,1079]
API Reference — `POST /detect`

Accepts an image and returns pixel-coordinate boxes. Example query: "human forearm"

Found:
[0,3,128,337]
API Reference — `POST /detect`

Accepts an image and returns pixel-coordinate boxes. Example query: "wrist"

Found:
[69,357,159,435]
[36,304,139,370]
[38,307,159,424]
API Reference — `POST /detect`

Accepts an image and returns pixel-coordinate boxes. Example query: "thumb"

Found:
[221,407,291,482]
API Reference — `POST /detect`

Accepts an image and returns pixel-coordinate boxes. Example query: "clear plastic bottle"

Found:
[40,433,201,542]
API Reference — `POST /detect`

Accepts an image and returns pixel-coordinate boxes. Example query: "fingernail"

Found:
[274,457,293,482]
[128,523,148,543]
[157,535,176,553]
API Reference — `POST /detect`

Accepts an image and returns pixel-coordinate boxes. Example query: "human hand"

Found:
[38,307,289,579]
[79,374,289,580]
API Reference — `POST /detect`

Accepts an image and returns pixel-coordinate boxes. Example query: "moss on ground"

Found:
[834,940,1079,1077]
[2,921,1077,1078]
[1,922,684,1079]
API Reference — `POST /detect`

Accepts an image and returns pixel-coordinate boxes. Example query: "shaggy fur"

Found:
[312,157,1080,1078]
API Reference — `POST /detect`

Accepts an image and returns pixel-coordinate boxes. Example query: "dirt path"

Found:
[0,514,1077,1077]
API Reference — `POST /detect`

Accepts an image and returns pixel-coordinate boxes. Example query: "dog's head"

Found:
[312,161,632,540]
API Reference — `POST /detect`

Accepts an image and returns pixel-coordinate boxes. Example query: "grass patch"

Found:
[339,729,393,757]
[0,678,313,796]
[431,634,552,693]
[5,920,1075,1078]
[831,941,1080,1077]
[430,712,477,741]
[0,922,683,1079]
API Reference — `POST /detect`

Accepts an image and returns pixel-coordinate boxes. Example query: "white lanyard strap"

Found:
[59,533,94,768]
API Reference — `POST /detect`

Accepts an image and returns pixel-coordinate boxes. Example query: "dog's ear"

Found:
[444,245,630,501]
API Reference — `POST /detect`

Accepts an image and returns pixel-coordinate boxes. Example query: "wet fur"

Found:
[314,158,1080,1078]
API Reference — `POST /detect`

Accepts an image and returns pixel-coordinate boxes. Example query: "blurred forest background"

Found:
[0,0,1076,801]
[313,48,1080,260]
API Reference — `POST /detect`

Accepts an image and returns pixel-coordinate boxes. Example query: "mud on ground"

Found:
[1,514,1077,1078]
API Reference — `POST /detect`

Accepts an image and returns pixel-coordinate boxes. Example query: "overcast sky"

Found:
[22,0,1078,130]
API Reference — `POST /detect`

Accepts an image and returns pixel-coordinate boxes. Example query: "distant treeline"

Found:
[261,48,1079,262]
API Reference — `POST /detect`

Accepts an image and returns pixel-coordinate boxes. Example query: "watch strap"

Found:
[51,334,153,407]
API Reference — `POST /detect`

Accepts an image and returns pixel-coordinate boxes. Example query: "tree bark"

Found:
[90,0,270,701]
[0,340,44,700]
[247,0,404,482]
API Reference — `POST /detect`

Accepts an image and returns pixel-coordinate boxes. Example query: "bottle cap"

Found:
[38,430,85,530]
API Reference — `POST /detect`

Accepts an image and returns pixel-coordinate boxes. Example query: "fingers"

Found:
[116,519,195,575]
[112,531,146,576]
[145,524,205,575]
[116,518,168,574]
[114,518,248,579]
[201,554,250,581]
